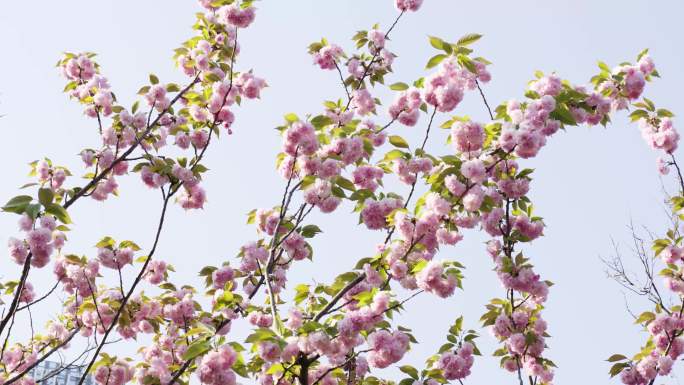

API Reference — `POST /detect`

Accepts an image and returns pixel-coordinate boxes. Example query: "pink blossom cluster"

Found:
[621,314,684,384]
[34,160,68,190]
[499,96,560,159]
[283,121,319,158]
[435,342,475,380]
[116,295,163,339]
[163,289,196,326]
[366,329,410,368]
[488,240,548,303]
[352,165,385,192]
[451,121,485,154]
[94,359,134,385]
[491,308,553,382]
[60,53,116,118]
[134,328,188,384]
[236,72,267,100]
[1,345,37,379]
[97,246,134,270]
[239,242,268,274]
[392,157,432,185]
[337,292,391,348]
[303,179,342,213]
[281,232,311,262]
[18,282,35,304]
[8,214,62,268]
[389,88,422,126]
[640,117,679,156]
[424,57,491,113]
[198,346,238,385]
[360,197,403,229]
[352,89,377,116]
[319,136,365,165]
[346,49,395,80]
[80,299,117,336]
[248,311,274,328]
[415,260,458,298]
[53,255,99,295]
[313,44,345,70]
[395,0,423,12]
[177,184,208,210]
[144,260,168,285]
[219,4,256,29]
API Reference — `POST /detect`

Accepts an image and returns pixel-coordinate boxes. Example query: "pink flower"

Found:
[8,237,28,265]
[352,89,376,116]
[452,121,485,153]
[657,156,670,175]
[178,184,207,210]
[198,346,237,385]
[144,260,167,285]
[283,121,319,156]
[416,260,457,298]
[395,0,423,12]
[361,198,403,230]
[424,74,463,113]
[219,4,256,28]
[352,165,384,192]
[313,44,344,70]
[436,344,475,380]
[530,75,562,97]
[236,72,266,99]
[389,88,422,126]
[367,330,410,368]
[460,159,486,183]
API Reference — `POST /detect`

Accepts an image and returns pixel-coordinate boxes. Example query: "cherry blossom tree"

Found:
[0,1,681,385]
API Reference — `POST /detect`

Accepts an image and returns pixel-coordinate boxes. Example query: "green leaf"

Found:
[389,82,409,91]
[301,224,322,238]
[245,328,277,343]
[628,109,649,122]
[119,240,141,251]
[38,188,54,206]
[456,33,483,46]
[425,54,447,69]
[389,135,409,149]
[294,284,310,304]
[606,354,628,362]
[25,204,41,219]
[550,105,577,126]
[399,365,418,380]
[383,149,406,162]
[657,108,674,118]
[335,176,356,191]
[643,98,655,112]
[428,36,446,50]
[2,195,33,214]
[284,113,299,123]
[182,340,211,360]
[205,73,221,82]
[310,115,333,129]
[45,203,71,224]
[634,311,655,325]
[609,362,630,378]
[149,74,159,85]
[166,83,181,92]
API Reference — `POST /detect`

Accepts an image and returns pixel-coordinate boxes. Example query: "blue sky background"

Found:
[2,1,684,384]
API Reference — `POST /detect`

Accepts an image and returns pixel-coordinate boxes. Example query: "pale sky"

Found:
[1,1,684,384]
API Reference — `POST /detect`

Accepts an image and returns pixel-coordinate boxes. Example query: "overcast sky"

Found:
[2,1,684,384]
